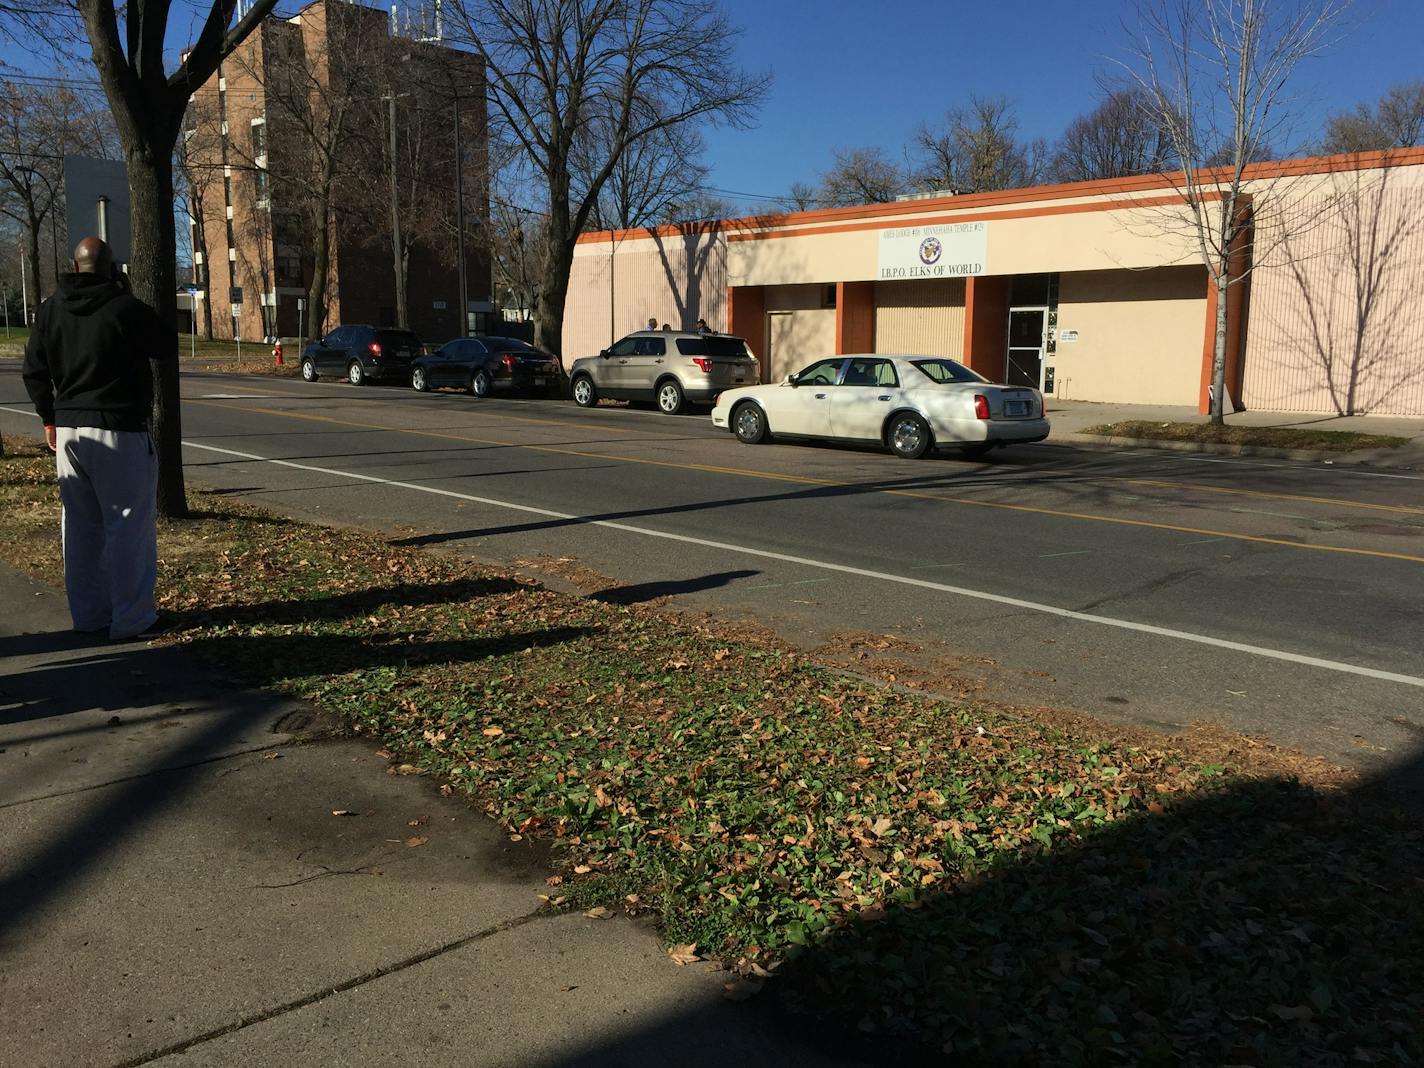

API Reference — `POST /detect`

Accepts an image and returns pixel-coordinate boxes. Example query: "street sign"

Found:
[230,286,244,303]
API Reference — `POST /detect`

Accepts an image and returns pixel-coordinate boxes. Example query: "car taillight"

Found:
[692,357,713,373]
[368,342,382,355]
[502,354,517,367]
[973,394,990,420]
[1036,389,1046,416]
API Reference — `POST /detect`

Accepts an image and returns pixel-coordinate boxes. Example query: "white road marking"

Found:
[199,394,269,399]
[180,439,1424,691]
[1038,549,1094,559]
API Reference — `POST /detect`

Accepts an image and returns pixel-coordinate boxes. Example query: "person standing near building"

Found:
[22,237,176,640]
[645,316,658,330]
[696,318,713,335]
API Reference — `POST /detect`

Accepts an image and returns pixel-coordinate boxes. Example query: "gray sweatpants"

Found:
[56,426,159,639]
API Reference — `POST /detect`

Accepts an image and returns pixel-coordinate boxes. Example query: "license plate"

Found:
[1004,400,1028,416]
[533,377,546,386]
[734,377,745,383]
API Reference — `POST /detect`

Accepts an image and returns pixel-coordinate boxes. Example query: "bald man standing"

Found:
[22,237,176,640]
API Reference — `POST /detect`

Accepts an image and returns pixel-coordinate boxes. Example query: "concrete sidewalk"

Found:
[0,565,842,1068]
[1044,398,1424,468]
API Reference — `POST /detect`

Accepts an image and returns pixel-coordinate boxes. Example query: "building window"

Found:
[822,284,837,309]
[275,255,302,287]
[250,118,267,161]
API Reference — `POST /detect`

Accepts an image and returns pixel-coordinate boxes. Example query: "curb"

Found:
[1052,432,1421,469]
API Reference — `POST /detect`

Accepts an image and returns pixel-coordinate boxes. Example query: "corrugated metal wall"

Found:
[874,279,966,356]
[1244,174,1424,415]
[564,233,728,359]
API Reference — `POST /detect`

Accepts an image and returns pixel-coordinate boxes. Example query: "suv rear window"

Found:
[376,330,422,349]
[675,336,751,357]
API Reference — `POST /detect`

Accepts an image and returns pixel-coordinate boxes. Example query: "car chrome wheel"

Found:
[657,380,684,415]
[471,369,492,397]
[571,376,597,407]
[411,367,427,391]
[733,403,768,444]
[348,361,365,386]
[889,413,931,459]
[301,359,316,382]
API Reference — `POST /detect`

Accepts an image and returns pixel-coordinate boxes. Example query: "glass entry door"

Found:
[1006,307,1047,389]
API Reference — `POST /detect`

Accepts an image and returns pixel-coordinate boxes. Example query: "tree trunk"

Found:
[127,139,188,518]
[534,234,573,358]
[24,217,42,304]
[306,208,330,345]
[1209,267,1229,426]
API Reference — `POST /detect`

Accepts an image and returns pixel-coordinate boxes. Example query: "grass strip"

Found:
[2,435,1419,1064]
[1083,419,1408,451]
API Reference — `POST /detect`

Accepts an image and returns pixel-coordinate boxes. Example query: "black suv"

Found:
[301,326,425,385]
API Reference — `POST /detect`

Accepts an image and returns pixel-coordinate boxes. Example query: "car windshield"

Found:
[376,330,422,349]
[483,338,534,352]
[910,358,987,385]
[674,336,751,357]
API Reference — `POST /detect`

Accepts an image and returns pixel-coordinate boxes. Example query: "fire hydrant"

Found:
[272,339,284,367]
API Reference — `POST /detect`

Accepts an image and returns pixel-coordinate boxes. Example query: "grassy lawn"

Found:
[1084,419,1409,452]
[2,435,1420,1063]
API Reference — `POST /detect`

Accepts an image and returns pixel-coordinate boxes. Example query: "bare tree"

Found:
[1277,161,1424,414]
[1049,87,1176,183]
[1122,0,1349,424]
[0,79,114,304]
[447,0,768,357]
[1322,81,1424,153]
[176,93,220,339]
[781,181,819,212]
[912,95,1045,194]
[77,0,279,517]
[576,117,709,231]
[660,190,738,223]
[815,146,905,207]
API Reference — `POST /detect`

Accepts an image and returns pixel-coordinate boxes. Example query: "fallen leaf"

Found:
[331,809,354,817]
[482,726,504,738]
[667,943,700,965]
[395,763,418,775]
[625,893,640,905]
[583,906,612,919]
[439,784,454,797]
[374,749,393,759]
[573,864,592,875]
[404,835,428,848]
[407,816,429,827]
[722,979,763,1002]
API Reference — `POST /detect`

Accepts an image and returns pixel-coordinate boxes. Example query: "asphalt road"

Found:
[3,364,1422,776]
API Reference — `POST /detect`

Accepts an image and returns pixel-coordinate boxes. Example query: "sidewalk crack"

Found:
[111,906,557,1067]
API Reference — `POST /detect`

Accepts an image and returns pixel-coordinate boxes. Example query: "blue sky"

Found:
[4,0,1420,209]
[700,0,1424,204]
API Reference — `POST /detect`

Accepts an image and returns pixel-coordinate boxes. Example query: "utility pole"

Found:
[20,245,28,325]
[385,93,408,329]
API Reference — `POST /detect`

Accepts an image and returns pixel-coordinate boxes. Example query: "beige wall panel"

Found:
[874,279,965,356]
[564,233,727,357]
[762,287,836,380]
[1242,172,1424,415]
[1052,267,1205,405]
[731,201,1202,287]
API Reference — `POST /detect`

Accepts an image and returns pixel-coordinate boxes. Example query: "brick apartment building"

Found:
[187,0,490,344]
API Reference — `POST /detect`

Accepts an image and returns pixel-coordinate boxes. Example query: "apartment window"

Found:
[250,117,267,162]
[275,255,302,287]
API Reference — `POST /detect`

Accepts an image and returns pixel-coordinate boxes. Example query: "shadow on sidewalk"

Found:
[533,753,1424,1067]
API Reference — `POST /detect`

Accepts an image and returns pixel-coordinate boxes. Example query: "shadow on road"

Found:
[590,569,760,605]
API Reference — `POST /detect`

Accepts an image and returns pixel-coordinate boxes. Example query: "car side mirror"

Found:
[599,348,610,358]
[785,374,798,387]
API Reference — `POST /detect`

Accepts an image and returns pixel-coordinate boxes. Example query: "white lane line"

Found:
[1038,549,1094,559]
[181,439,1424,691]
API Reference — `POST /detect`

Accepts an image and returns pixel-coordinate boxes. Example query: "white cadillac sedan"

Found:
[710,354,1049,459]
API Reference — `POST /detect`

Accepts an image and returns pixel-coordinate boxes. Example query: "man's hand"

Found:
[44,424,56,453]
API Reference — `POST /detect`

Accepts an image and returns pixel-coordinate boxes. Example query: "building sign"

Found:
[877,221,987,280]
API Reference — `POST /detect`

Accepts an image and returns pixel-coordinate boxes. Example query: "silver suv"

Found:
[567,331,761,414]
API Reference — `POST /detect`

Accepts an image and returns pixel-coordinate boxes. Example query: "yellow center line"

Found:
[184,399,1424,566]
[1119,478,1424,517]
[184,381,642,436]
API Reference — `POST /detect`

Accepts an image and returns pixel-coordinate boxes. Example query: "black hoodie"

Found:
[22,273,176,431]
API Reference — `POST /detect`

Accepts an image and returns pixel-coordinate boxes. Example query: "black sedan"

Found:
[409,337,563,397]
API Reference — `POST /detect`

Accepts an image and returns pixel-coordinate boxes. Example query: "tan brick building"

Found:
[186,0,490,345]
